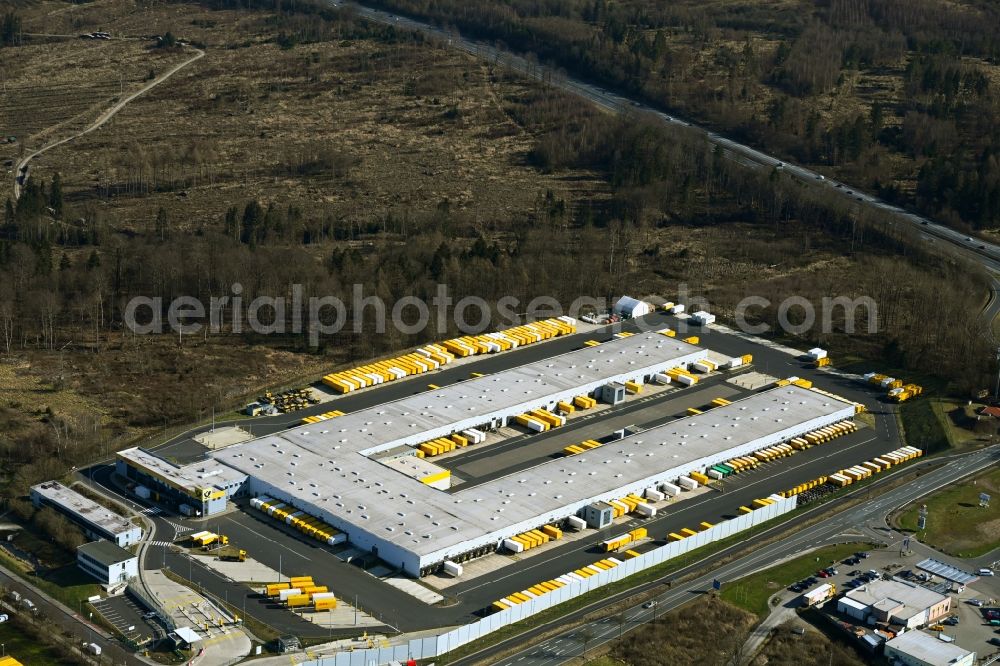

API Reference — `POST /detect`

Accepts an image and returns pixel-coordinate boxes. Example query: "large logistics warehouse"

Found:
[204,333,857,576]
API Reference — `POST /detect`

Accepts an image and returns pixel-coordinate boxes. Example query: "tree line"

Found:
[364,0,1000,231]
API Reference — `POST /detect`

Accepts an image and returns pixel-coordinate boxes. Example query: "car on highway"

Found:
[775,162,784,169]
[815,174,825,180]
[0,614,7,623]
[642,601,655,609]
[966,237,974,242]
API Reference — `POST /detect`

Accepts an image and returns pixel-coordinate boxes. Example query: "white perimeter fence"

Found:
[299,495,797,666]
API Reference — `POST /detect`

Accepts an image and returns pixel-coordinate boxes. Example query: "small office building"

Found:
[30,481,142,547]
[77,540,139,585]
[838,579,950,630]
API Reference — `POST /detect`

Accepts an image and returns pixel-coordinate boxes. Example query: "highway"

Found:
[336,0,1000,326]
[461,444,1000,666]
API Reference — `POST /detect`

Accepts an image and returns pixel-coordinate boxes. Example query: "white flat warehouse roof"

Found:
[279,333,706,457]
[218,369,853,570]
[117,447,247,493]
[885,630,973,666]
[31,481,137,537]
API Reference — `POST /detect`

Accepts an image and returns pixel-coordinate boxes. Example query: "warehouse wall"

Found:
[295,496,798,665]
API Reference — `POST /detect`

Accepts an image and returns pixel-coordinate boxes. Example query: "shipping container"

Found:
[690,471,710,485]
[503,538,524,553]
[660,482,681,496]
[678,476,699,490]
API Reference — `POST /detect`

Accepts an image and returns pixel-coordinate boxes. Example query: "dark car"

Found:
[856,552,869,559]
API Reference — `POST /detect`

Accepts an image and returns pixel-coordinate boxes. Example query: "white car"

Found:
[979,568,994,576]
[0,614,7,623]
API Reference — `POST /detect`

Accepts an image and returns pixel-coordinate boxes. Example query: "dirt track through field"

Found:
[13,43,204,200]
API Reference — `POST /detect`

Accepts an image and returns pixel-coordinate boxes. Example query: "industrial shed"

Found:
[612,296,651,319]
[884,630,974,666]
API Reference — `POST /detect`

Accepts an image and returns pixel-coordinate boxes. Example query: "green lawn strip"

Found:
[0,622,80,665]
[719,543,863,619]
[895,466,1000,558]
[0,549,103,611]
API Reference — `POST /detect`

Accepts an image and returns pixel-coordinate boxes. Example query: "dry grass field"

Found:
[0,0,612,471]
[9,0,605,233]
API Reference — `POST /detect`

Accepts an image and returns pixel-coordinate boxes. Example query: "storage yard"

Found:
[101,304,933,637]
[201,329,864,578]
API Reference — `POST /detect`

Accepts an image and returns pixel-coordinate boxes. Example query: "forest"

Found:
[367,0,1000,232]
[0,0,993,499]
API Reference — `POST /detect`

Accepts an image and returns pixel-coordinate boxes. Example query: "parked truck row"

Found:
[188,531,228,548]
[601,527,648,552]
[737,493,787,515]
[502,524,565,553]
[490,556,625,614]
[250,496,347,547]
[667,520,714,542]
[322,317,577,395]
[863,372,924,403]
[301,409,345,425]
[266,577,337,612]
[827,446,922,488]
[415,428,486,458]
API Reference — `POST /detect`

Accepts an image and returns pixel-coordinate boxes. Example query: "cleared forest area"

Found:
[369,0,1000,233]
[0,0,991,500]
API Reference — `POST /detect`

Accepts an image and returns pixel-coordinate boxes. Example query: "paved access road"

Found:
[466,445,1000,666]
[0,563,147,666]
[337,0,1000,327]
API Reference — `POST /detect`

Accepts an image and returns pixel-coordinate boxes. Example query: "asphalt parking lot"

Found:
[90,594,160,645]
